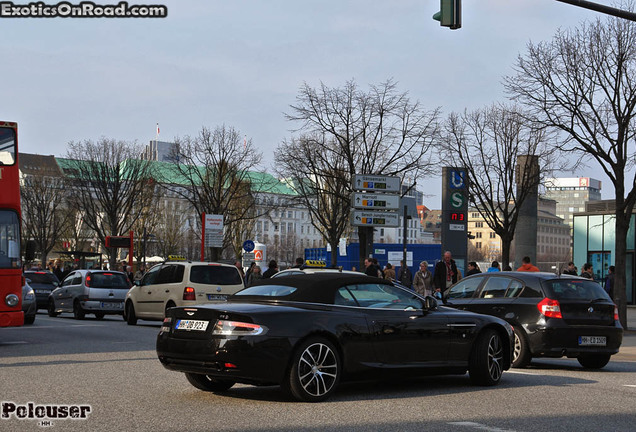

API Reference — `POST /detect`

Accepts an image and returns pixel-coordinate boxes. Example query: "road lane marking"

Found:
[624,385,636,388]
[505,370,540,375]
[0,341,28,345]
[449,422,516,432]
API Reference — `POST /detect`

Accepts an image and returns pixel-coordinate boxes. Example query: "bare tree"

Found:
[505,12,636,327]
[161,125,263,261]
[131,182,163,267]
[20,173,71,266]
[154,200,188,259]
[281,79,440,267]
[276,135,350,267]
[63,138,155,268]
[439,104,562,268]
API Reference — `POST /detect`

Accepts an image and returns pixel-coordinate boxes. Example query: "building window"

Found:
[476,242,482,249]
[475,222,483,228]
[476,232,482,239]
[489,232,496,239]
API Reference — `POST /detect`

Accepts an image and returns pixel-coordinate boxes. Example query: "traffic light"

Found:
[433,0,461,30]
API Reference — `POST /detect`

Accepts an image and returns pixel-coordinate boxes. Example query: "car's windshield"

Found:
[543,279,611,301]
[89,272,130,289]
[25,272,59,284]
[190,265,242,285]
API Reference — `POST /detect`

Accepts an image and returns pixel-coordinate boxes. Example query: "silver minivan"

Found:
[47,269,130,319]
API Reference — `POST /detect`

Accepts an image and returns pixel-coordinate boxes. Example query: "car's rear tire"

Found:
[512,327,531,368]
[47,299,59,317]
[24,314,35,325]
[577,353,611,369]
[469,329,504,386]
[95,312,105,320]
[125,301,137,325]
[73,300,85,320]
[184,373,235,392]
[284,337,341,402]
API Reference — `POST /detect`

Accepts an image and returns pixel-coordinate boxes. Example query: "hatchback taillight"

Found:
[537,297,562,319]
[614,305,619,321]
[183,286,195,301]
[85,275,91,287]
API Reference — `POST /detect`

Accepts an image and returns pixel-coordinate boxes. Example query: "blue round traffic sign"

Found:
[243,240,255,252]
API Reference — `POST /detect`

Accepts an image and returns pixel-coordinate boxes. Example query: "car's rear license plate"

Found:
[100,302,123,309]
[35,290,49,294]
[175,319,209,331]
[207,294,228,301]
[578,336,606,346]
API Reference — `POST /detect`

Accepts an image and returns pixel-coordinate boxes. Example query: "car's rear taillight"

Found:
[614,305,619,321]
[212,320,266,336]
[537,297,562,319]
[183,286,196,301]
[85,275,91,287]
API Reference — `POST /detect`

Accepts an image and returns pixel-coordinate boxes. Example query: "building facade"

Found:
[544,177,602,231]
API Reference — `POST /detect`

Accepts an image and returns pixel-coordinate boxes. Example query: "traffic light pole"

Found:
[556,0,636,21]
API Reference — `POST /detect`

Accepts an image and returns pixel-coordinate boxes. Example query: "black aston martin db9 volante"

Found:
[157,273,514,402]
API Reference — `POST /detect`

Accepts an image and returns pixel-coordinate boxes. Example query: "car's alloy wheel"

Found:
[185,373,235,392]
[469,329,504,386]
[47,299,58,317]
[125,301,137,325]
[73,301,85,320]
[577,354,611,369]
[286,338,340,402]
[512,327,531,368]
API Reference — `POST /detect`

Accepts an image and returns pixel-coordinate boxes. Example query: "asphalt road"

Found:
[1,312,635,432]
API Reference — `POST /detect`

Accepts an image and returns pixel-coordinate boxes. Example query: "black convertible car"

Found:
[157,273,514,402]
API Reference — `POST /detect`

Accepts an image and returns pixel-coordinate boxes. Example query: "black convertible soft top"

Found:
[231,273,390,305]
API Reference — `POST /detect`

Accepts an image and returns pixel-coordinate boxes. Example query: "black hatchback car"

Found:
[23,270,60,310]
[443,272,623,369]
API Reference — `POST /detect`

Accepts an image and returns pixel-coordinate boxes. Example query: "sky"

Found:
[1,0,612,208]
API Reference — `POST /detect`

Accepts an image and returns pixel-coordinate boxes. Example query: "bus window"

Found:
[0,210,21,268]
[0,127,16,165]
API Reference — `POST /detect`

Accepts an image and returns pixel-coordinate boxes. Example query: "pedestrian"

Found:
[433,251,460,293]
[134,263,147,282]
[604,266,615,299]
[126,266,135,284]
[397,260,413,288]
[383,263,396,281]
[262,260,278,279]
[234,260,245,281]
[466,261,482,276]
[372,258,384,278]
[563,261,578,276]
[292,257,304,268]
[580,263,593,279]
[487,261,500,273]
[413,261,433,297]
[247,265,262,286]
[517,256,540,272]
[364,258,377,277]
[245,262,256,285]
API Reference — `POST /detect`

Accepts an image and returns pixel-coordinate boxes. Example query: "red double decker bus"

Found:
[0,121,23,327]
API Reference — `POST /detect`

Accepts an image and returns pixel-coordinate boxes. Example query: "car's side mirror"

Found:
[424,296,438,310]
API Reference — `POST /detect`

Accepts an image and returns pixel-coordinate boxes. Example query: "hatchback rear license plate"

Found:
[207,294,228,301]
[100,302,123,309]
[578,336,606,346]
[175,319,209,331]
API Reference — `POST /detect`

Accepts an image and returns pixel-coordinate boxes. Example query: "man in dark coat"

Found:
[433,251,459,292]
[262,260,278,279]
[397,260,413,288]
